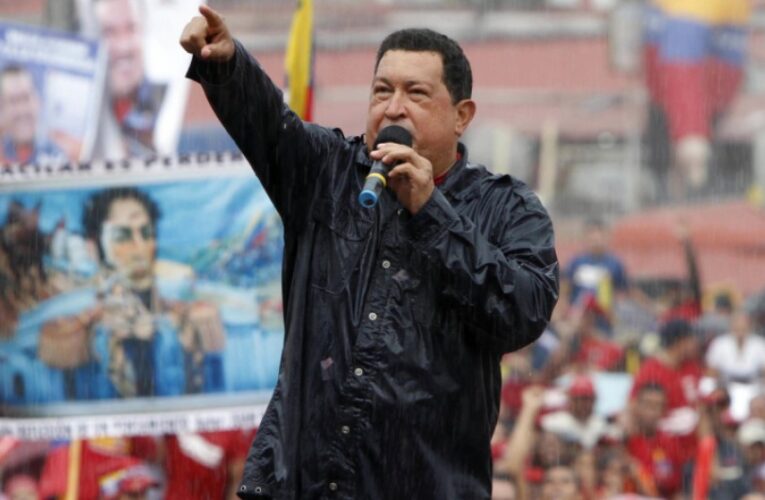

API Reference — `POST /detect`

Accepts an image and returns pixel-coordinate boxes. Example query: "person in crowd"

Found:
[497,385,581,499]
[92,0,166,158]
[695,385,750,500]
[180,5,559,499]
[593,446,656,499]
[738,419,765,490]
[706,309,765,384]
[0,65,66,165]
[540,463,584,500]
[630,318,702,411]
[623,383,688,499]
[540,375,614,449]
[570,297,625,372]
[696,290,736,341]
[564,218,628,327]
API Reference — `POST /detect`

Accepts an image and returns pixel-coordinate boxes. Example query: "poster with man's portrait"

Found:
[0,22,103,166]
[76,0,202,160]
[0,155,283,428]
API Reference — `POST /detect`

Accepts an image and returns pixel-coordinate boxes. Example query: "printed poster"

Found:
[0,22,103,165]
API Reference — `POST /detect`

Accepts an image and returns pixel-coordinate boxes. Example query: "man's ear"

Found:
[454,99,476,137]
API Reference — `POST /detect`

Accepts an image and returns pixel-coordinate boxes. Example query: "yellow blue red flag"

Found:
[285,0,314,121]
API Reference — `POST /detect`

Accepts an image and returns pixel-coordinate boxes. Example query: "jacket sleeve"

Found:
[186,40,343,226]
[405,182,559,353]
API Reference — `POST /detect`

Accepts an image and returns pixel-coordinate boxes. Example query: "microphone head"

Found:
[358,189,379,208]
[374,125,413,148]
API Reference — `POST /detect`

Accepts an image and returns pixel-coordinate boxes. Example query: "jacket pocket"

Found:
[309,198,373,294]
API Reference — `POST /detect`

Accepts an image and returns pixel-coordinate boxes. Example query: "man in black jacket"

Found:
[181,6,559,499]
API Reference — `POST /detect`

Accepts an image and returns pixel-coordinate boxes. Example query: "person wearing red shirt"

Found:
[630,319,701,411]
[625,383,687,499]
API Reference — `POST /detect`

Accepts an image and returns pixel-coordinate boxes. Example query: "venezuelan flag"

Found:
[285,0,314,121]
[645,0,749,141]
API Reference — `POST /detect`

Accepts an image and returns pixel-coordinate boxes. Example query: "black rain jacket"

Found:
[188,41,559,500]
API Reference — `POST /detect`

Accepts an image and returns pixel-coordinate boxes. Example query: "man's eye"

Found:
[140,224,155,240]
[374,87,391,96]
[113,228,132,243]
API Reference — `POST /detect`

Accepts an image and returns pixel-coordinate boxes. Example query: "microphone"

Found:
[358,125,413,208]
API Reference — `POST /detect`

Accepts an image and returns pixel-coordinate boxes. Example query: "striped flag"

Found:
[284,0,314,121]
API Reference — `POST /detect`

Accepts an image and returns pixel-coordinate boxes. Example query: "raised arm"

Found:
[180,6,342,224]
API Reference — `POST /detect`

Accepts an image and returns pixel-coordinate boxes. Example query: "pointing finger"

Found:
[199,4,225,29]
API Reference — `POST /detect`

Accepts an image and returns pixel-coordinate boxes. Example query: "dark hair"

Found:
[374,28,472,103]
[82,187,160,262]
[714,292,734,312]
[660,318,694,348]
[635,381,666,398]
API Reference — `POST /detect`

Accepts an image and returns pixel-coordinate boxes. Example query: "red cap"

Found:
[568,376,596,397]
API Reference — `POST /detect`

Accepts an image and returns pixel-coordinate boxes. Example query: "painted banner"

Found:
[0,22,103,165]
[0,153,282,436]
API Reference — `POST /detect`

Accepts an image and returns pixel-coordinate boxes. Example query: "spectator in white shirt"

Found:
[706,310,765,384]
[540,375,614,449]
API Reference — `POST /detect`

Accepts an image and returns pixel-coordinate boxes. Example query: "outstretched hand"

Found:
[179,5,235,62]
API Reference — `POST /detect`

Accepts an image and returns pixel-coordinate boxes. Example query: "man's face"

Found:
[541,466,580,500]
[96,0,144,99]
[101,197,156,290]
[731,312,751,339]
[585,225,608,255]
[569,395,595,421]
[0,71,39,145]
[677,335,699,362]
[635,388,666,432]
[365,50,472,175]
[750,396,765,420]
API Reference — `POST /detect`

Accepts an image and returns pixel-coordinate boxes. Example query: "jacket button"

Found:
[382,260,391,269]
[329,482,338,491]
[354,367,364,376]
[341,425,350,434]
[368,312,377,321]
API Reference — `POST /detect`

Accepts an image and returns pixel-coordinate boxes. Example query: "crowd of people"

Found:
[489,218,765,500]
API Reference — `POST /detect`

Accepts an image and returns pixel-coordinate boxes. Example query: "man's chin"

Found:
[127,271,154,291]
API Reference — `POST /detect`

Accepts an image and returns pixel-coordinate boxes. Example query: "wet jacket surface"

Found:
[188,42,559,500]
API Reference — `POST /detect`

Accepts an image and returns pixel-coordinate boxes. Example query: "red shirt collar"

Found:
[434,151,462,186]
